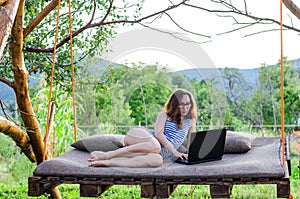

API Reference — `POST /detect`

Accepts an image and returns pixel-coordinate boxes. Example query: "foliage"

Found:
[30,82,84,157]
[75,60,195,129]
[129,83,171,126]
[258,59,300,133]
[1,0,144,90]
[71,57,300,133]
[220,60,300,134]
[190,80,211,126]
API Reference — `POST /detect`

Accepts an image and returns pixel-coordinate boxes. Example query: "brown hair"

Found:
[164,89,197,129]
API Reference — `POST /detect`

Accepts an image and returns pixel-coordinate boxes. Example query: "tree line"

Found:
[75,57,300,137]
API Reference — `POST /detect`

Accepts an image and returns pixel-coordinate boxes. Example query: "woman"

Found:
[88,88,197,167]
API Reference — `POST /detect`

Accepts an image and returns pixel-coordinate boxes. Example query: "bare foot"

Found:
[88,160,108,167]
[87,151,109,162]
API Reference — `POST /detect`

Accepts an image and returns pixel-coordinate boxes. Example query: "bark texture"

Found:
[283,0,300,20]
[0,0,20,58]
[11,0,45,165]
[0,116,36,162]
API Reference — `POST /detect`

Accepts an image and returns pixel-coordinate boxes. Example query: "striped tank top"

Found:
[160,117,191,159]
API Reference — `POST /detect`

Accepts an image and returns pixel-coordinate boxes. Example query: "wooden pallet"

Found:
[28,137,292,198]
[28,166,290,198]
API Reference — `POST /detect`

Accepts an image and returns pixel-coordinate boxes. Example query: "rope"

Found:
[68,0,77,141]
[279,0,285,166]
[280,4,293,198]
[43,0,77,160]
[43,0,61,161]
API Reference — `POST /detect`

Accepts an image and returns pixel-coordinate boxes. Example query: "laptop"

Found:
[175,128,227,165]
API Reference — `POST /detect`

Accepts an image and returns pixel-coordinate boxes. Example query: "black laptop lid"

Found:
[188,128,227,162]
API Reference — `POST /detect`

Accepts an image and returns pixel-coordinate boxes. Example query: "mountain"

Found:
[178,68,259,87]
[0,76,38,116]
[1,58,299,113]
[292,58,300,68]
[178,58,300,89]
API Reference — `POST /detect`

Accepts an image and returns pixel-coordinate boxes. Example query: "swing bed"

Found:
[28,136,291,198]
[28,0,293,198]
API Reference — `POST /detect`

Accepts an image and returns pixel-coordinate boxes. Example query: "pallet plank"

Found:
[210,184,232,199]
[80,184,111,197]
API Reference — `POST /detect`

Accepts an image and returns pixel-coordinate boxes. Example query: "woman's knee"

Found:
[149,139,161,153]
[146,153,163,167]
[124,127,153,145]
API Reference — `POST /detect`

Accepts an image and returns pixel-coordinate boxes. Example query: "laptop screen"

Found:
[188,128,227,162]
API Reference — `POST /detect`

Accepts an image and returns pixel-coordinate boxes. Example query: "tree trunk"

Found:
[11,0,45,165]
[10,1,61,198]
[0,0,20,59]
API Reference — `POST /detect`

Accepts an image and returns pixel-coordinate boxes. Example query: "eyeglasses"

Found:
[179,102,191,108]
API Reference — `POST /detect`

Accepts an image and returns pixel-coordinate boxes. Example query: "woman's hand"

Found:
[174,151,188,160]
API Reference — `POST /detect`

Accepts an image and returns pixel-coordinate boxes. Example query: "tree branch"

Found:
[140,23,211,44]
[23,0,59,38]
[25,0,189,53]
[28,65,42,74]
[184,1,300,34]
[0,100,10,120]
[164,12,211,38]
[97,0,114,25]
[0,77,14,88]
[86,0,97,25]
[283,0,300,20]
[0,116,36,162]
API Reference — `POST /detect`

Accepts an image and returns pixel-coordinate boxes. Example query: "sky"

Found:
[111,0,300,70]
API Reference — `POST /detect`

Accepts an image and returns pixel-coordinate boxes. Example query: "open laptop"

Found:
[175,128,227,165]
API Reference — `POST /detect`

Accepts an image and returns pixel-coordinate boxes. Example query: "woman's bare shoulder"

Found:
[190,118,196,124]
[189,118,196,127]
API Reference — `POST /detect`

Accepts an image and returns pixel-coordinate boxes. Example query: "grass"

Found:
[0,181,298,198]
[0,134,299,198]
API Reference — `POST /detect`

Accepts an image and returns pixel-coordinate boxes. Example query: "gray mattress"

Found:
[33,138,285,179]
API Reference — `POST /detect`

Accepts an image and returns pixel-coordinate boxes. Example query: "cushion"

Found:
[71,134,125,152]
[71,131,256,154]
[224,131,256,153]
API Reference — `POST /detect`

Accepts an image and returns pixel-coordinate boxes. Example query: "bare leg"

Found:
[88,151,147,162]
[88,127,161,162]
[89,153,163,168]
[88,150,148,162]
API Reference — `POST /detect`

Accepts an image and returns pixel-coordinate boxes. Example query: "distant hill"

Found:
[0,84,15,102]
[292,58,300,68]
[178,58,300,90]
[0,76,38,116]
[178,68,259,87]
[1,58,299,114]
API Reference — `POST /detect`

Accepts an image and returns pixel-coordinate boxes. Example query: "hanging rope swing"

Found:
[43,0,77,161]
[280,0,285,167]
[42,0,288,165]
[28,1,295,198]
[280,1,294,199]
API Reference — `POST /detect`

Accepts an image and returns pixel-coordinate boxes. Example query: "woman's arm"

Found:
[187,118,196,148]
[154,112,183,157]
